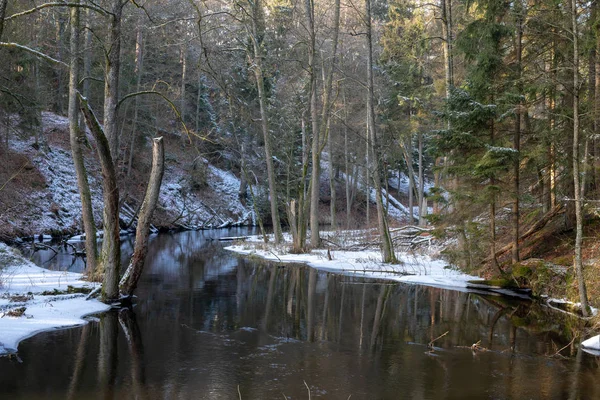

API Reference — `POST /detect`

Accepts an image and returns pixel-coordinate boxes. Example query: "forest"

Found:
[2,0,600,314]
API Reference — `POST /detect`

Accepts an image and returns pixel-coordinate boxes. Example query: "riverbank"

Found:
[226,230,600,355]
[0,243,109,355]
[225,231,483,291]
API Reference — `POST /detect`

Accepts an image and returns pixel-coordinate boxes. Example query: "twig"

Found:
[237,385,242,400]
[552,335,577,358]
[304,380,311,400]
[268,249,282,263]
[428,330,449,348]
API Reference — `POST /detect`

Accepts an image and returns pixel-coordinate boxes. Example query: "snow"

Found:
[0,243,109,355]
[157,161,251,228]
[4,113,104,235]
[4,111,251,236]
[225,233,482,291]
[582,335,600,354]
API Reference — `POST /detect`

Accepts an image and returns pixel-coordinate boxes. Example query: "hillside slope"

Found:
[0,112,251,239]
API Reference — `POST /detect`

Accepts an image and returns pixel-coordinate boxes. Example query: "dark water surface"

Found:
[2,229,599,399]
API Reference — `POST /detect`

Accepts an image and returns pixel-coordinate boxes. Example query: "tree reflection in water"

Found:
[1,230,599,399]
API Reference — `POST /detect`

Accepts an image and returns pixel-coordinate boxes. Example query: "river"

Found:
[1,228,598,399]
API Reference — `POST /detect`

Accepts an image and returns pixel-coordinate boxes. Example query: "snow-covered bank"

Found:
[225,233,482,291]
[582,335,600,355]
[0,243,109,355]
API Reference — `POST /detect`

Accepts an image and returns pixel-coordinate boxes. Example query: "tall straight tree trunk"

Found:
[512,0,524,264]
[122,137,165,296]
[80,96,120,302]
[434,0,453,214]
[305,0,320,248]
[406,136,414,224]
[250,0,283,244]
[365,120,370,225]
[365,0,396,263]
[343,88,352,228]
[595,2,600,192]
[321,0,341,230]
[0,0,7,41]
[127,15,144,178]
[571,0,590,316]
[68,1,97,275]
[79,6,93,133]
[104,0,123,165]
[418,131,425,226]
[180,40,187,138]
[327,118,336,228]
[56,7,68,114]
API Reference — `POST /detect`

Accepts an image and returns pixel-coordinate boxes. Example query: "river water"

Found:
[1,229,599,399]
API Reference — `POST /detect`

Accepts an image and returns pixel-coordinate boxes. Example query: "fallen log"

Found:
[483,204,564,264]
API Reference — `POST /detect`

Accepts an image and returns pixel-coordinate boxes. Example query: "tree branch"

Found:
[5,2,110,20]
[0,42,69,68]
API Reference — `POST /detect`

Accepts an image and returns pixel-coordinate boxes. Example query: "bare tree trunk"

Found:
[0,0,7,41]
[322,0,341,230]
[79,6,92,133]
[305,0,320,248]
[418,131,425,226]
[343,89,352,228]
[196,70,202,134]
[328,116,336,229]
[180,40,187,137]
[406,136,414,224]
[122,137,165,296]
[512,1,523,264]
[250,0,283,243]
[365,123,370,226]
[68,1,97,275]
[104,0,123,165]
[79,96,120,302]
[595,8,600,192]
[572,0,590,316]
[56,7,68,114]
[435,0,453,213]
[127,15,143,178]
[365,0,396,263]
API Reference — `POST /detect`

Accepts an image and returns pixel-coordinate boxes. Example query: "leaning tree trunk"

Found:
[79,96,121,302]
[68,1,98,275]
[121,137,165,296]
[365,0,396,263]
[571,0,590,316]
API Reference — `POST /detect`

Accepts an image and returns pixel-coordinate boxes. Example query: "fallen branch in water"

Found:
[551,335,578,358]
[428,330,449,349]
